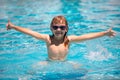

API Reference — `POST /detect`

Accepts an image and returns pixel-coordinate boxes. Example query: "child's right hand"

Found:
[105,27,116,37]
[6,20,15,30]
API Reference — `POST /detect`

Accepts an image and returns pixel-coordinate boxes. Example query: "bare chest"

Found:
[46,35,70,60]
[47,43,69,59]
[48,43,68,54]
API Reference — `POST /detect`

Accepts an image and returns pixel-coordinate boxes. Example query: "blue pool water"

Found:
[0,0,120,80]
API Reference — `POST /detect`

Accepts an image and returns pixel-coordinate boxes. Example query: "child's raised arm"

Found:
[68,27,116,43]
[6,20,49,41]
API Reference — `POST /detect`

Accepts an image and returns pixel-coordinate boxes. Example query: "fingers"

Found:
[109,30,116,37]
[6,20,11,30]
[107,26,113,32]
[112,31,116,36]
[106,26,116,37]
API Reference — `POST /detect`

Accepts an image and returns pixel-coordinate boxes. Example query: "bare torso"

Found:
[46,35,69,61]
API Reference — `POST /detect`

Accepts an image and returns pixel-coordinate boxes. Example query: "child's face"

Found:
[51,23,67,39]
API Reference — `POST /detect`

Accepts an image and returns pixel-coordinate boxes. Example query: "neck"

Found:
[54,36,64,42]
[50,35,68,46]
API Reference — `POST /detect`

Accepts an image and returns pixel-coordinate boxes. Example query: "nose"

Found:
[56,28,61,31]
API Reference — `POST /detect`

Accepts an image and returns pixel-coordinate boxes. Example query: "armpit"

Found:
[64,36,70,47]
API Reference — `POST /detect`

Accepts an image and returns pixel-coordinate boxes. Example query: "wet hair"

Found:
[50,16,69,47]
[50,15,68,34]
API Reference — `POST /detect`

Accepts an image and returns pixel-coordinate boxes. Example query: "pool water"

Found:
[0,0,120,80]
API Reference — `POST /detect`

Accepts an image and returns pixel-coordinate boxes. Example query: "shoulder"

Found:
[45,35,52,44]
[38,34,50,42]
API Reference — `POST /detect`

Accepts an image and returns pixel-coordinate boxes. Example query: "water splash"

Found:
[85,40,114,61]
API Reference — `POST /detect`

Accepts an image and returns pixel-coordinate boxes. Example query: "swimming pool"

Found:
[0,0,120,79]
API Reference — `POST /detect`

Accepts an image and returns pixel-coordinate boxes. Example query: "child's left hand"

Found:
[105,27,116,37]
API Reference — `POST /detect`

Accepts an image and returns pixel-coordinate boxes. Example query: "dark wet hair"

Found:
[50,15,68,35]
[50,16,69,47]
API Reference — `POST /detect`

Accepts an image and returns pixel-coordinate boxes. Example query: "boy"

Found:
[6,16,116,61]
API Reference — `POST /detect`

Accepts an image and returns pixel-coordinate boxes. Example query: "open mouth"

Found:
[55,32,63,35]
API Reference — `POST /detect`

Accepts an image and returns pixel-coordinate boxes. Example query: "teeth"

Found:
[56,32,62,34]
